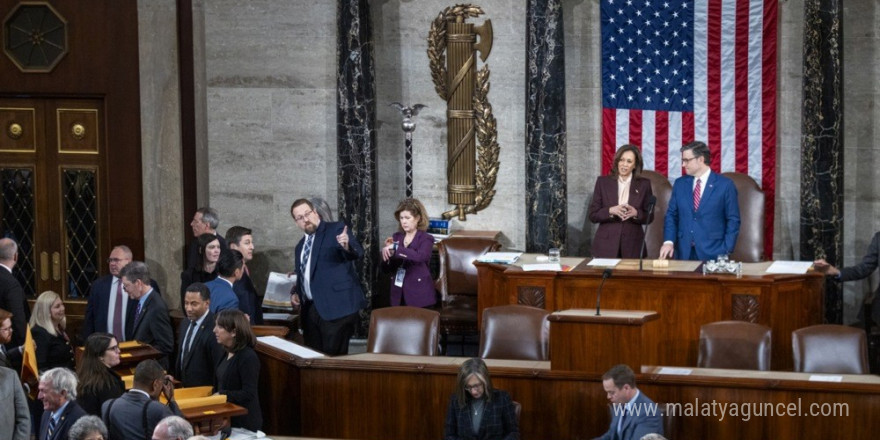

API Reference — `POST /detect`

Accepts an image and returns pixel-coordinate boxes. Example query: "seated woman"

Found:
[68,415,109,440]
[76,332,125,415]
[381,198,436,308]
[444,358,519,440]
[180,233,222,310]
[29,290,75,371]
[588,144,654,258]
[213,309,262,431]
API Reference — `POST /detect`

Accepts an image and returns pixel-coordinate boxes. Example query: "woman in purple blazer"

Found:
[381,198,437,308]
[588,144,655,258]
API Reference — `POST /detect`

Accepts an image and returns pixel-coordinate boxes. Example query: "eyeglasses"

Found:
[681,156,699,165]
[464,383,484,392]
[293,210,314,223]
[106,345,120,352]
[0,326,12,333]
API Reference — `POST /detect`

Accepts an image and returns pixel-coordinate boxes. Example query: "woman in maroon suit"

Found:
[381,198,436,308]
[588,144,655,258]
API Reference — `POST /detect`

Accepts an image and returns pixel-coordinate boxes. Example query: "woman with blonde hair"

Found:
[29,290,75,371]
[444,357,519,440]
[380,198,436,308]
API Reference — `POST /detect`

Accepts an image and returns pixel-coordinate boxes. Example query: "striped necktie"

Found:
[693,178,702,211]
[300,234,314,274]
[47,413,58,438]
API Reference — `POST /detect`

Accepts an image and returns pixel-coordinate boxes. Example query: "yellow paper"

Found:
[173,394,227,410]
[119,340,141,349]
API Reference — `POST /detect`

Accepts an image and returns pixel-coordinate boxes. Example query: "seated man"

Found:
[596,364,663,440]
[102,359,181,440]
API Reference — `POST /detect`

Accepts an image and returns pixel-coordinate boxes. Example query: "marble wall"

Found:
[137,0,880,322]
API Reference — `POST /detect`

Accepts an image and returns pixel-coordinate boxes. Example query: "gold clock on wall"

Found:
[3,1,68,73]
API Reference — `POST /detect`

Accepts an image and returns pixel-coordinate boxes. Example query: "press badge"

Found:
[394,267,406,287]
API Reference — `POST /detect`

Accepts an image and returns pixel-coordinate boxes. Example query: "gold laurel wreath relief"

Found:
[427,4,499,220]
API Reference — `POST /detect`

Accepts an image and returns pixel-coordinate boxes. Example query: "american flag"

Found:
[601,0,777,258]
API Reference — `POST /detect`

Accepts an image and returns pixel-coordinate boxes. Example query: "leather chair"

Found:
[792,324,869,374]
[721,172,765,262]
[367,306,440,356]
[698,321,772,371]
[641,170,672,259]
[478,305,550,360]
[435,236,502,353]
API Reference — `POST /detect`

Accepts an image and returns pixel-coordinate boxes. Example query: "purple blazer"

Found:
[588,175,655,258]
[382,230,437,308]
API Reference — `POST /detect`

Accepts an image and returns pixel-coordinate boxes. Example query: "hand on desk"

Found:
[659,243,674,260]
[812,259,840,276]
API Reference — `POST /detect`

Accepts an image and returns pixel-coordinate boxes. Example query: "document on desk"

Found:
[522,263,563,272]
[263,272,296,308]
[477,252,522,264]
[587,258,621,267]
[809,375,843,382]
[257,336,324,359]
[765,260,813,274]
[657,367,693,375]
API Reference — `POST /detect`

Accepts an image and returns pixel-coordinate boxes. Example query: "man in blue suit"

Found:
[205,250,242,315]
[290,198,366,356]
[659,141,740,261]
[596,364,663,440]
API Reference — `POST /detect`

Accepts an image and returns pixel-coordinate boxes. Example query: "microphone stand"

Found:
[595,268,613,316]
[639,195,658,271]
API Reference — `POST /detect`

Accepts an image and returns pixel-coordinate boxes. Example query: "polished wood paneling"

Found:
[256,349,880,440]
[549,310,660,372]
[476,260,824,370]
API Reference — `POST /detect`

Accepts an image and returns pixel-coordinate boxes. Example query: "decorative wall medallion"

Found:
[3,2,68,73]
[71,123,85,140]
[8,122,22,139]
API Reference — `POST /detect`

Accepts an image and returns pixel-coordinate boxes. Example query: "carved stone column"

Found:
[799,0,843,323]
[525,0,567,253]
[337,0,378,333]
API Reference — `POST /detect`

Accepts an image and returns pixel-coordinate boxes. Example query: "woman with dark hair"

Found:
[588,144,655,258]
[76,332,125,415]
[444,358,519,440]
[29,290,75,371]
[179,233,222,309]
[380,198,436,308]
[213,309,262,431]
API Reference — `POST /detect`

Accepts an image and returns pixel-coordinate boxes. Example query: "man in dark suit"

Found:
[120,262,174,369]
[596,364,663,440]
[82,245,161,342]
[814,231,880,324]
[227,226,263,324]
[102,359,181,440]
[0,308,23,369]
[37,368,86,440]
[186,207,227,270]
[175,282,223,387]
[660,141,740,261]
[290,198,366,356]
[0,238,29,348]
[205,250,242,315]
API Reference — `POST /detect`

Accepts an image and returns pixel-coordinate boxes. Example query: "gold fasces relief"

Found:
[428,4,499,220]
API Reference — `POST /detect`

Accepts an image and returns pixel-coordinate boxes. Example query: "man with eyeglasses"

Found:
[0,308,22,369]
[290,198,366,356]
[82,245,161,341]
[659,141,740,261]
[120,262,174,369]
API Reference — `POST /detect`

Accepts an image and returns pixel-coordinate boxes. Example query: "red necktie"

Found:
[693,178,702,211]
[113,279,125,341]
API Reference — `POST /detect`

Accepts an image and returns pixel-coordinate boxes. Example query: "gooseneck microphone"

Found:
[594,268,613,316]
[639,195,658,271]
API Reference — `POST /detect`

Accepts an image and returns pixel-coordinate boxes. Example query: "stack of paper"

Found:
[476,252,522,264]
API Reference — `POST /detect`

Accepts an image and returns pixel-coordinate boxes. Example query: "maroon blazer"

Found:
[588,175,655,258]
[382,230,437,308]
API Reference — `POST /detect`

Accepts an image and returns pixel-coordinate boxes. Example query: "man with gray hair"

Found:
[0,237,29,347]
[151,415,193,440]
[37,367,87,440]
[120,262,174,368]
[186,207,227,270]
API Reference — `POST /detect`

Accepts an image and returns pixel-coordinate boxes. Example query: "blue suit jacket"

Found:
[205,278,239,314]
[82,275,160,340]
[596,391,664,440]
[294,221,366,321]
[39,400,86,440]
[663,172,740,260]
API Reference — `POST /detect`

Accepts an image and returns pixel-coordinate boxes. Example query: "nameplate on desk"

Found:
[809,375,843,382]
[657,367,693,375]
[257,335,324,359]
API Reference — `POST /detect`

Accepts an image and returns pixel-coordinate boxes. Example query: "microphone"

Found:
[594,268,613,316]
[639,195,658,271]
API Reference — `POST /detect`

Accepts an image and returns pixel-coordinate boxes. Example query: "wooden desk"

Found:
[549,309,660,372]
[181,402,247,435]
[75,341,163,375]
[256,348,880,440]
[477,258,824,370]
